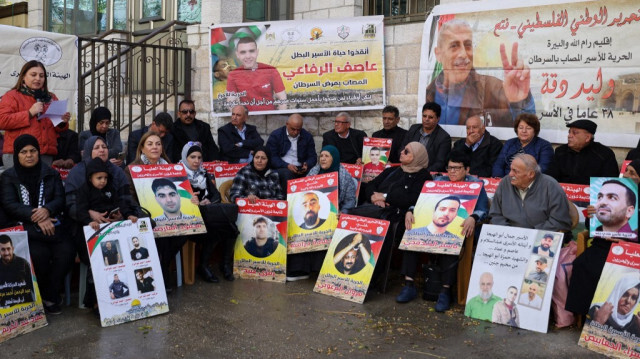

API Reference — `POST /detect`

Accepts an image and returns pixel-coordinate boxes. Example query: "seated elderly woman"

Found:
[180,142,238,282]
[286,145,357,281]
[1,134,74,315]
[229,146,284,202]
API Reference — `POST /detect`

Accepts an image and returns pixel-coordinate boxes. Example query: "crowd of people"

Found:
[0,60,637,338]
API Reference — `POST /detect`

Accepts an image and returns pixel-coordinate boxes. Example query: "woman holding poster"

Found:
[1,134,74,315]
[307,145,356,211]
[0,60,71,167]
[229,146,284,203]
[589,275,640,337]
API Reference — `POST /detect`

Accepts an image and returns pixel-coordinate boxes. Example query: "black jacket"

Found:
[172,119,220,163]
[54,129,81,164]
[452,131,503,178]
[400,124,451,173]
[546,141,619,185]
[321,128,367,164]
[364,167,433,212]
[218,122,264,163]
[372,126,408,164]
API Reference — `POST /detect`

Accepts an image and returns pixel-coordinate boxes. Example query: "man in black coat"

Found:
[371,105,407,164]
[321,112,367,165]
[400,102,451,173]
[171,100,220,163]
[218,105,264,163]
[451,115,503,177]
[126,112,174,165]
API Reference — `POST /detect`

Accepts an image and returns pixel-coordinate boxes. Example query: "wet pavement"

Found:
[4,274,601,359]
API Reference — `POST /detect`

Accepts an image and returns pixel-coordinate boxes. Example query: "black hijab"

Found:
[250,146,271,178]
[13,134,42,206]
[89,107,111,138]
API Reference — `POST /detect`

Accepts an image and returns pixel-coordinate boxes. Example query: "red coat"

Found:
[0,89,68,155]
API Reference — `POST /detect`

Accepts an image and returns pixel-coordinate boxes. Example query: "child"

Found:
[77,158,137,230]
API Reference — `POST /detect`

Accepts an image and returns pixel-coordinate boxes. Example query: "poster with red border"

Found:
[399,181,481,255]
[210,163,246,198]
[233,199,288,283]
[479,177,501,199]
[341,163,363,203]
[314,214,389,304]
[579,242,640,357]
[129,164,206,237]
[362,137,391,183]
[621,160,631,177]
[286,173,339,254]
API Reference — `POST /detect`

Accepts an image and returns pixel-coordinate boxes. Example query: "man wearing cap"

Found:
[532,234,555,257]
[546,119,618,185]
[526,256,549,282]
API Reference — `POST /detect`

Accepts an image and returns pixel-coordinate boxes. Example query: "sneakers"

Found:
[395,284,417,303]
[286,271,310,282]
[435,292,451,312]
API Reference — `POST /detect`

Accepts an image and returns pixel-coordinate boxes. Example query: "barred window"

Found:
[364,0,439,24]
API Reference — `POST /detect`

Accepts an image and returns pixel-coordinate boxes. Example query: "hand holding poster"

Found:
[399,181,481,255]
[579,242,640,358]
[209,163,246,201]
[129,164,207,237]
[465,224,563,333]
[286,173,339,253]
[0,231,46,343]
[233,198,288,283]
[84,219,169,327]
[590,177,638,241]
[361,137,391,183]
[341,163,363,203]
[314,214,389,304]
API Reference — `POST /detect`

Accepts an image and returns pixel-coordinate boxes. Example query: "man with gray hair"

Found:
[451,115,502,177]
[490,154,571,231]
[321,112,367,164]
[218,105,264,163]
[425,19,535,127]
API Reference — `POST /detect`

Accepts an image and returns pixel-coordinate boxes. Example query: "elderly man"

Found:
[171,100,219,163]
[464,272,501,321]
[400,102,451,173]
[127,112,174,165]
[425,19,535,126]
[546,119,618,185]
[266,113,317,190]
[321,112,367,164]
[218,105,265,163]
[490,154,571,232]
[371,105,407,164]
[451,115,503,177]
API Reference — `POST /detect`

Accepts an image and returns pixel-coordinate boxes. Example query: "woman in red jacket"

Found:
[0,60,71,168]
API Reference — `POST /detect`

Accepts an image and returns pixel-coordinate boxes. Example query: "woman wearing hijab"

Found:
[286,145,357,281]
[180,142,238,282]
[0,60,71,167]
[229,146,284,202]
[1,134,74,315]
[589,275,640,336]
[78,107,124,166]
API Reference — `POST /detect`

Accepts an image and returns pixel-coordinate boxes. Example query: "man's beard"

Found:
[480,290,492,301]
[540,243,550,250]
[304,211,318,226]
[434,218,452,228]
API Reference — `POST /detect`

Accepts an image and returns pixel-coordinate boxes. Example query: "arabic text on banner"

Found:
[590,177,638,241]
[361,137,392,183]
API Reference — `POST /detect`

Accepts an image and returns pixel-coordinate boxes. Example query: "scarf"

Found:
[401,142,429,173]
[318,145,340,174]
[89,107,112,138]
[18,85,51,103]
[180,143,208,192]
[13,134,43,207]
[601,274,640,328]
[140,154,168,165]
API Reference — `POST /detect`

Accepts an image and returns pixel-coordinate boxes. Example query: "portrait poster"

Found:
[578,241,640,358]
[560,182,590,230]
[399,181,482,255]
[286,172,339,254]
[466,224,563,333]
[419,0,640,148]
[208,162,246,199]
[361,137,392,183]
[0,231,46,343]
[590,177,638,241]
[233,199,287,282]
[210,16,385,115]
[478,177,500,199]
[84,218,169,327]
[341,163,363,203]
[129,164,207,238]
[314,214,389,304]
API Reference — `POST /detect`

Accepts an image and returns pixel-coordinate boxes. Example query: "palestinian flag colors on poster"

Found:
[399,181,481,255]
[233,199,288,283]
[314,214,389,304]
[361,137,392,183]
[84,218,169,327]
[209,162,246,199]
[579,241,640,358]
[286,172,339,254]
[341,163,363,203]
[0,231,47,343]
[128,164,206,237]
[590,177,638,242]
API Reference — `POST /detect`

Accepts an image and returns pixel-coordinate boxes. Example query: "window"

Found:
[244,0,292,22]
[365,0,439,23]
[47,0,128,35]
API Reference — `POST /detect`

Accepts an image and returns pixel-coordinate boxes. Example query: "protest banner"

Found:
[341,163,363,203]
[579,241,640,358]
[0,231,46,343]
[84,218,169,327]
[233,198,288,283]
[361,137,392,183]
[129,164,206,237]
[314,214,388,304]
[210,16,385,115]
[399,181,481,255]
[479,177,501,199]
[590,177,638,241]
[286,172,339,254]
[465,224,563,333]
[208,162,246,201]
[418,0,640,148]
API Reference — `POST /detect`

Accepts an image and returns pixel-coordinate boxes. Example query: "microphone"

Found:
[36,98,42,120]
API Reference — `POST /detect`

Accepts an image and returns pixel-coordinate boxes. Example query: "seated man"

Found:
[218,105,264,163]
[126,112,174,165]
[266,113,317,190]
[171,100,220,163]
[400,102,451,173]
[321,112,367,165]
[451,115,502,178]
[371,105,407,164]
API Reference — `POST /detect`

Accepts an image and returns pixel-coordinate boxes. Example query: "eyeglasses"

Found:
[187,141,202,147]
[334,120,349,124]
[180,109,196,114]
[447,165,465,171]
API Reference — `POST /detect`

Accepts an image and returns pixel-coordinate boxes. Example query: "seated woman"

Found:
[286,145,357,281]
[79,107,124,166]
[229,146,284,202]
[492,113,554,177]
[589,275,640,337]
[1,134,74,315]
[180,142,238,282]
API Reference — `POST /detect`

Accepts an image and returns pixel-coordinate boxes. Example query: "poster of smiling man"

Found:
[590,177,638,241]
